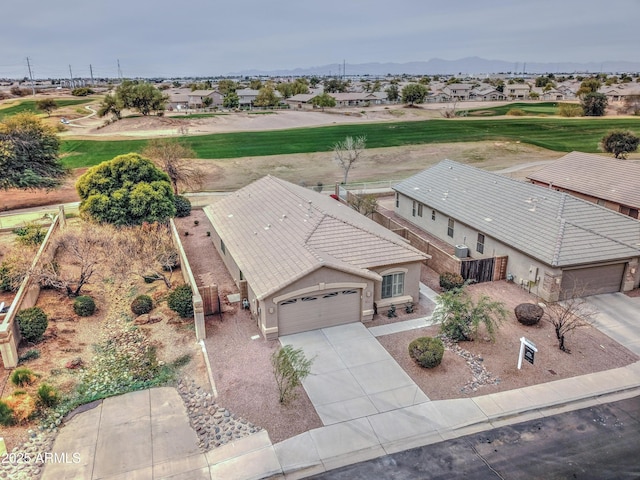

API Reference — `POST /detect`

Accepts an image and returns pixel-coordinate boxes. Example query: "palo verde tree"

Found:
[98,80,168,118]
[0,112,66,190]
[76,153,176,226]
[601,130,639,159]
[142,139,202,194]
[333,135,366,184]
[401,83,428,106]
[271,345,314,405]
[254,84,279,108]
[310,92,336,111]
[36,98,58,117]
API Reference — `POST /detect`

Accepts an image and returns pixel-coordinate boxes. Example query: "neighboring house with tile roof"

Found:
[528,152,640,219]
[204,176,429,339]
[394,160,640,301]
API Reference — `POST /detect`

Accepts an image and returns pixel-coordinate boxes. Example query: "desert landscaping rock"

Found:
[176,379,262,450]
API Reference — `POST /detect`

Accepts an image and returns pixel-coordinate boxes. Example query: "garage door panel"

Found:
[560,263,624,299]
[278,289,360,336]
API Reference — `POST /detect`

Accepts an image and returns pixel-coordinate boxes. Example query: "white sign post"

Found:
[518,337,538,370]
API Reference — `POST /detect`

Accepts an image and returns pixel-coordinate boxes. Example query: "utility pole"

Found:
[89,64,94,87]
[343,59,346,80]
[69,64,75,89]
[117,59,123,80]
[26,57,35,96]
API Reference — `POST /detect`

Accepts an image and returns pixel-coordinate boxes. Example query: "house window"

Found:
[447,218,454,238]
[412,201,416,217]
[395,192,399,208]
[417,203,423,217]
[381,272,405,299]
[220,239,226,255]
[431,210,436,221]
[476,233,485,254]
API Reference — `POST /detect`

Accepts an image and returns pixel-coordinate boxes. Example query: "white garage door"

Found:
[278,289,361,336]
[560,263,625,300]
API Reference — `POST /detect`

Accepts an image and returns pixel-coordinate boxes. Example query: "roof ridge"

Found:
[551,219,566,267]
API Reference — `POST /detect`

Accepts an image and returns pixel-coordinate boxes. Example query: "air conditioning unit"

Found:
[455,245,469,258]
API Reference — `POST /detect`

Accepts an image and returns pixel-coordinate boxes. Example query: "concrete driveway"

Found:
[585,293,640,355]
[280,323,429,426]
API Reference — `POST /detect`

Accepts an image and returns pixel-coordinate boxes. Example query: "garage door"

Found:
[278,289,361,336]
[560,263,625,300]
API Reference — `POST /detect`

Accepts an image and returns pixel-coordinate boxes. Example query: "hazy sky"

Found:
[1,0,638,78]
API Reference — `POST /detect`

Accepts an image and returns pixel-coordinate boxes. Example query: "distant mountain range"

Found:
[229,57,640,77]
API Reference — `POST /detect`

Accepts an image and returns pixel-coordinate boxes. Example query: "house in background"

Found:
[528,151,640,219]
[188,90,223,109]
[393,160,640,301]
[204,176,428,339]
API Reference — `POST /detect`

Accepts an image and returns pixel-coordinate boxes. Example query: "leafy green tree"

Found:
[324,78,348,93]
[127,83,168,116]
[601,130,640,158]
[202,96,213,108]
[309,76,320,88]
[254,85,279,107]
[271,345,313,404]
[0,113,65,190]
[98,93,123,120]
[217,79,237,95]
[385,84,399,102]
[435,287,506,342]
[581,92,608,116]
[276,79,309,98]
[310,92,336,111]
[249,79,263,90]
[76,153,176,225]
[223,92,239,109]
[401,83,428,105]
[36,98,58,117]
[576,78,601,97]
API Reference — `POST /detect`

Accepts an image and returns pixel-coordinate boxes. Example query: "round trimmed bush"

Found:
[167,285,193,318]
[73,295,96,317]
[439,272,464,291]
[515,303,544,326]
[408,337,445,369]
[37,383,60,408]
[16,307,48,343]
[174,195,192,218]
[11,367,36,387]
[131,294,153,315]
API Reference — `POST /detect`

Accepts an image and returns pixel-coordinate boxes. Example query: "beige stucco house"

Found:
[394,160,640,301]
[204,176,428,339]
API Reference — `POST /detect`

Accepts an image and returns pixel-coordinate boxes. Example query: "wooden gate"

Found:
[461,257,495,284]
[199,285,219,316]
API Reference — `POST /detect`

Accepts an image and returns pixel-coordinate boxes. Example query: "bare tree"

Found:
[111,222,178,289]
[440,99,459,118]
[34,226,110,297]
[544,291,597,353]
[333,135,366,184]
[348,193,378,218]
[142,139,203,194]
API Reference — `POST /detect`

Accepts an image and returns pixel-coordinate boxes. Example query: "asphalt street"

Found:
[309,395,640,480]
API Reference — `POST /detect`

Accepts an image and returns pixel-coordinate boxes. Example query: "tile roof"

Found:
[394,160,640,267]
[205,176,428,300]
[527,151,640,209]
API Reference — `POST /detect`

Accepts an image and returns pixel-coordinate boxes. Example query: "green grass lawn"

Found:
[465,102,560,117]
[59,116,640,169]
[0,98,93,118]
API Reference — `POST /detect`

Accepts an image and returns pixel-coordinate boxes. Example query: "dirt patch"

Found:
[378,278,639,401]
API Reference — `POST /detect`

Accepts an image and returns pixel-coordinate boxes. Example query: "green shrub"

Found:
[37,383,60,408]
[167,285,193,318]
[558,103,583,117]
[16,307,48,343]
[439,272,464,291]
[73,295,96,317]
[71,87,94,96]
[131,294,153,315]
[174,195,192,218]
[13,223,46,246]
[18,349,40,363]
[506,108,526,116]
[408,337,444,368]
[11,367,36,387]
[0,399,15,426]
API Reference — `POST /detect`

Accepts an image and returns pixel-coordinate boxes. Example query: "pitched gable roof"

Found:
[206,176,428,300]
[527,151,640,209]
[394,160,640,267]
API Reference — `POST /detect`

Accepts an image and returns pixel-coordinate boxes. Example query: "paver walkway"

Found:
[280,323,429,426]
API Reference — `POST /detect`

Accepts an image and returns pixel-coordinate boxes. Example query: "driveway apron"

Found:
[280,323,429,426]
[585,293,640,355]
